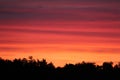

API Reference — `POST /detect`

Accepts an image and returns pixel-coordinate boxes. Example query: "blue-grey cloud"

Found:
[0,28,120,38]
[0,0,119,21]
[0,38,120,44]
[0,0,120,2]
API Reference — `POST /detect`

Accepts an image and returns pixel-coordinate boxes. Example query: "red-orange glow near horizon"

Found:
[0,0,120,67]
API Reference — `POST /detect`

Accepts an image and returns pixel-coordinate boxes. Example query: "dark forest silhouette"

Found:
[0,56,120,80]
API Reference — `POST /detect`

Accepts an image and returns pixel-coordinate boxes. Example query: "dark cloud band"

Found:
[0,28,120,38]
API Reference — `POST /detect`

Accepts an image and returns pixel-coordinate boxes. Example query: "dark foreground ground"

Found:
[0,56,120,80]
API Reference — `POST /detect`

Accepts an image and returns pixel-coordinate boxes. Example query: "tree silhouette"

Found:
[0,56,120,80]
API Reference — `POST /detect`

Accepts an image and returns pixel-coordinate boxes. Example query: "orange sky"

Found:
[0,0,120,67]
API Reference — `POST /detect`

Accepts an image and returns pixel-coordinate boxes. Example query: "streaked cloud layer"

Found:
[0,0,120,21]
[0,0,120,66]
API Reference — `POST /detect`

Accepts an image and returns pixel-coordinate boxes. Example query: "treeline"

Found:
[0,56,120,80]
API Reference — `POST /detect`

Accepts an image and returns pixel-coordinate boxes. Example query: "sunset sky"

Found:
[0,0,120,67]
